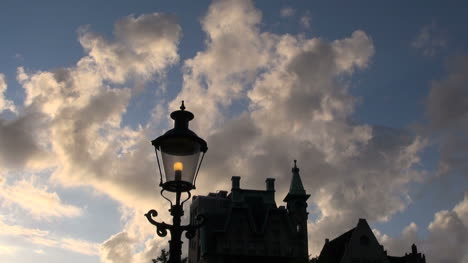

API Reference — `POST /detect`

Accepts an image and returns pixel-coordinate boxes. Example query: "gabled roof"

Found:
[317,218,388,263]
[317,227,355,263]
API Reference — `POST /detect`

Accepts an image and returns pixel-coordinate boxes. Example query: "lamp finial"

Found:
[180,100,186,111]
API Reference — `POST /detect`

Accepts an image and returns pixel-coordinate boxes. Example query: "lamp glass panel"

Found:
[159,136,202,184]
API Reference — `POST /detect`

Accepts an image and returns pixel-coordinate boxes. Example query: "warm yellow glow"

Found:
[174,162,183,172]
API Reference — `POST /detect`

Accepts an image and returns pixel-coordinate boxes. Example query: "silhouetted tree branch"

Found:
[152,249,188,263]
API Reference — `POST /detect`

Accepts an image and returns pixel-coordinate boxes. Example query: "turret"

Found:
[284,160,310,204]
[284,160,310,259]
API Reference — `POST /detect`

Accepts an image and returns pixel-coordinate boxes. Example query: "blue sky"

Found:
[0,1,467,263]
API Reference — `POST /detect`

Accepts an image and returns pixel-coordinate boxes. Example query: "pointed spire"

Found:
[288,160,306,195]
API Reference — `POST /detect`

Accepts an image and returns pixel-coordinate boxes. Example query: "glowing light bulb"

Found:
[174,162,183,171]
[174,162,183,181]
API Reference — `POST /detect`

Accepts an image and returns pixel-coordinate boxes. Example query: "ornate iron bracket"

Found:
[144,209,170,237]
[144,210,205,239]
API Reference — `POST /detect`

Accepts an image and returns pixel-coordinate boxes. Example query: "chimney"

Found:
[231,176,240,190]
[266,178,275,191]
[411,243,417,254]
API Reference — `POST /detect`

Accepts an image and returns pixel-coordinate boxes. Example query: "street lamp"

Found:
[145,101,207,263]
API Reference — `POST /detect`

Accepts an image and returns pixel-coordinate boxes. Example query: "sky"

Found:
[0,0,467,262]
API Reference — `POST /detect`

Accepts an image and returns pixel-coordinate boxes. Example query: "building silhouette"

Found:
[188,161,309,263]
[188,161,426,263]
[317,219,426,263]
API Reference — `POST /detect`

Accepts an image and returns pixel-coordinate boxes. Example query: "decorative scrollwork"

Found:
[183,214,205,239]
[156,227,168,237]
[145,209,171,237]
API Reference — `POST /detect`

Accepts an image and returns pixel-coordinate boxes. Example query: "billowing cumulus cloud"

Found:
[172,0,270,133]
[424,192,468,263]
[12,12,182,209]
[0,73,49,170]
[79,13,181,84]
[100,231,165,263]
[169,0,426,258]
[100,232,134,263]
[375,222,420,255]
[378,192,468,263]
[0,0,460,262]
[0,12,182,261]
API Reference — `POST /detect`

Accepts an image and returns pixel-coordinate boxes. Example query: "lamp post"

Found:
[145,101,207,263]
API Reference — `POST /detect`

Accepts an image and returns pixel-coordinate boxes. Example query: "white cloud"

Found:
[78,13,181,84]
[100,230,166,263]
[0,245,18,255]
[377,192,468,263]
[0,217,99,255]
[0,73,16,113]
[8,12,182,210]
[0,0,448,262]
[426,197,468,263]
[375,222,420,255]
[0,12,183,261]
[34,249,45,254]
[61,237,100,256]
[0,177,82,220]
[166,0,427,258]
[172,0,270,134]
[100,232,134,263]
